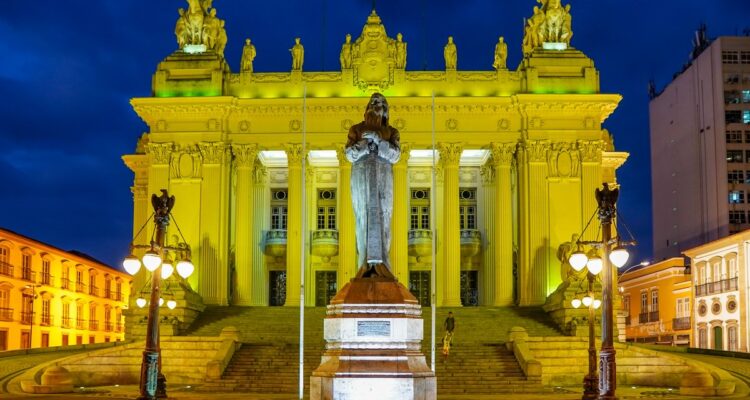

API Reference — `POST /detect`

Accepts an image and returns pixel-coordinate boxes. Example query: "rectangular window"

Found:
[743,111,750,125]
[315,190,336,230]
[459,188,477,230]
[640,292,648,313]
[271,206,288,230]
[723,51,739,64]
[410,207,419,230]
[727,150,743,162]
[743,90,750,104]
[725,91,741,104]
[650,290,659,312]
[421,207,430,229]
[728,170,744,183]
[41,299,51,326]
[730,211,747,224]
[729,190,745,203]
[741,51,750,64]
[727,130,743,143]
[410,189,431,230]
[676,297,690,318]
[727,110,742,124]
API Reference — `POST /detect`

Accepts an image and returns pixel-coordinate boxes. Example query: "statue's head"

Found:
[448,36,454,44]
[533,6,540,13]
[346,34,351,43]
[397,33,403,41]
[295,37,301,44]
[365,93,389,127]
[178,8,185,15]
[245,38,251,45]
[499,36,504,43]
[210,8,217,16]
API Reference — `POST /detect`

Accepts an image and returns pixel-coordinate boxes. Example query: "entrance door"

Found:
[20,331,30,349]
[41,333,49,348]
[461,271,479,306]
[409,271,430,307]
[713,326,723,350]
[0,330,7,351]
[62,334,69,347]
[269,271,287,306]
[315,271,337,306]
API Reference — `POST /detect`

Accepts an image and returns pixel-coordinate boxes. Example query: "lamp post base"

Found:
[582,374,598,400]
[598,347,617,400]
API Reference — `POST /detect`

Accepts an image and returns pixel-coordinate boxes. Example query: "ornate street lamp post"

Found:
[122,190,194,400]
[569,183,633,400]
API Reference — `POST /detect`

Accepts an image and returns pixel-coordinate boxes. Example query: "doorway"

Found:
[315,271,337,306]
[0,330,7,351]
[269,271,287,306]
[461,271,479,306]
[41,332,49,348]
[409,271,430,307]
[20,331,30,349]
[713,326,723,350]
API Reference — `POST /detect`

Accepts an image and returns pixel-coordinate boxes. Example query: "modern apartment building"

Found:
[650,35,750,261]
[0,228,129,351]
[620,258,692,345]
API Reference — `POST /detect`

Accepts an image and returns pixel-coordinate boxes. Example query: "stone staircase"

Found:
[189,306,562,395]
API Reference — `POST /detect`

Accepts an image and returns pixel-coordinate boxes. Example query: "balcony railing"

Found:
[0,261,12,277]
[41,313,52,326]
[105,322,113,332]
[61,317,71,328]
[61,279,72,290]
[41,273,52,286]
[408,229,433,260]
[673,316,691,331]
[21,311,34,325]
[264,229,288,258]
[311,229,339,261]
[638,311,660,324]
[76,282,87,293]
[695,277,738,297]
[21,269,35,283]
[76,318,86,330]
[460,229,482,258]
[0,308,12,321]
[104,289,112,299]
[115,292,123,301]
[89,320,99,331]
[89,286,99,297]
[116,322,123,332]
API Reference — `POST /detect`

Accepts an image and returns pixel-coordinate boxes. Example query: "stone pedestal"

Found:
[311,277,436,400]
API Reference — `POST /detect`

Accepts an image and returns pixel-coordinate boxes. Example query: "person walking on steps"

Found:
[442,311,455,356]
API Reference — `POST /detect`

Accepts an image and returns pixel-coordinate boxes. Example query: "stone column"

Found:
[438,143,463,307]
[480,163,496,305]
[232,144,259,306]
[391,143,412,284]
[518,141,549,306]
[491,143,516,306]
[335,146,357,289]
[251,161,268,305]
[198,142,231,305]
[284,144,305,306]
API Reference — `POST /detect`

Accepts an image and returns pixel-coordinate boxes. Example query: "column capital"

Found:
[578,140,604,163]
[395,142,413,167]
[335,144,350,167]
[284,143,307,166]
[146,142,173,166]
[233,144,259,168]
[489,142,516,167]
[520,140,549,163]
[199,142,228,165]
[438,142,464,167]
[480,163,495,184]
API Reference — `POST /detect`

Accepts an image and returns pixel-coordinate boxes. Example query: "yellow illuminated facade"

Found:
[124,5,627,318]
[620,258,692,345]
[0,228,129,351]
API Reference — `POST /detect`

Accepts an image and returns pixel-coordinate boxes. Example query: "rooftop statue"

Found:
[290,38,304,71]
[444,36,457,70]
[395,33,407,69]
[174,0,227,56]
[241,39,257,73]
[523,0,573,56]
[340,34,352,69]
[345,93,401,279]
[493,36,508,70]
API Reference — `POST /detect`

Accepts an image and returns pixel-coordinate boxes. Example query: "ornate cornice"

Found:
[198,142,228,165]
[131,99,234,129]
[438,143,463,167]
[233,144,259,168]
[490,142,516,167]
[146,142,173,166]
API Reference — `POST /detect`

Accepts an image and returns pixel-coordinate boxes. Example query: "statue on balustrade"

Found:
[444,36,457,70]
[290,37,304,71]
[340,34,352,69]
[395,33,407,69]
[345,93,401,279]
[241,38,257,73]
[493,36,508,70]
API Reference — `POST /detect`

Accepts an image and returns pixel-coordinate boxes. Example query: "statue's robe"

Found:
[345,122,400,277]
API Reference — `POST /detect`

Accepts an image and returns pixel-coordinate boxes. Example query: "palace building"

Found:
[0,228,129,351]
[123,3,627,321]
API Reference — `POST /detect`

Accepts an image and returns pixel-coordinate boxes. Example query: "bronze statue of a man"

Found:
[345,93,401,279]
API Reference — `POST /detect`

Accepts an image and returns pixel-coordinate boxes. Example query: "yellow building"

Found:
[684,230,750,351]
[619,258,692,345]
[123,3,627,327]
[0,228,129,350]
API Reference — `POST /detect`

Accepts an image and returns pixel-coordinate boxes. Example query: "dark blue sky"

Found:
[0,1,748,268]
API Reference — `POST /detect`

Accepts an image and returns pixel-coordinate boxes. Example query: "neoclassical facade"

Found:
[124,4,627,311]
[0,228,129,350]
[685,231,750,352]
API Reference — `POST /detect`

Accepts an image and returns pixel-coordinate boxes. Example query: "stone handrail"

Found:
[312,229,339,241]
[206,326,242,379]
[408,229,432,240]
[505,326,541,378]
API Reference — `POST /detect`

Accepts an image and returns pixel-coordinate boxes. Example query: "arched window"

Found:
[0,246,10,277]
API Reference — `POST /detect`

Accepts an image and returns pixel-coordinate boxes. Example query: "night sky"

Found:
[0,1,748,269]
